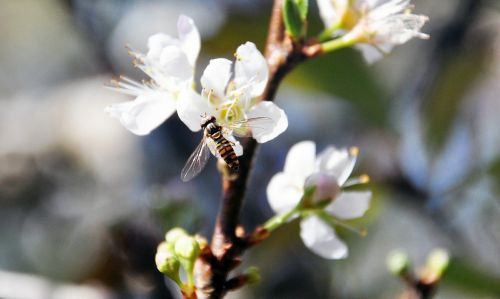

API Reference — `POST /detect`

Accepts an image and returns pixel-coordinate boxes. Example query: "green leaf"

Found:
[296,0,308,20]
[283,0,308,39]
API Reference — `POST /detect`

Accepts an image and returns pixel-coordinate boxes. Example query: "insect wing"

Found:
[181,137,211,182]
[226,117,274,137]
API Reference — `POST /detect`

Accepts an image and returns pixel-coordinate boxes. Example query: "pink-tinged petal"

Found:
[177,15,201,67]
[316,146,357,186]
[200,58,232,99]
[234,42,268,98]
[282,141,316,179]
[246,101,288,143]
[300,215,348,259]
[177,89,215,132]
[105,91,175,136]
[266,172,303,214]
[325,191,372,219]
[304,172,340,204]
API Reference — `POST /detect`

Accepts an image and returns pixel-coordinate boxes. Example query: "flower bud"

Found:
[426,248,449,278]
[283,0,308,39]
[245,267,261,284]
[303,172,340,206]
[174,235,201,262]
[386,250,410,276]
[155,242,181,281]
[166,227,188,244]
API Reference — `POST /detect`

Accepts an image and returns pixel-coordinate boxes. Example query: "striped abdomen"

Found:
[211,132,239,171]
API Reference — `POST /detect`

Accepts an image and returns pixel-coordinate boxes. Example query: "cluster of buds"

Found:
[156,228,261,297]
[387,248,450,299]
[155,228,207,296]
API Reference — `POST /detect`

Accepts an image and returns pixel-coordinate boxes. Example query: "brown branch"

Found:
[192,1,323,298]
[399,277,438,299]
[396,268,441,299]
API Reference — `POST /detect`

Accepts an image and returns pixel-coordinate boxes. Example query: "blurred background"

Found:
[1,0,499,298]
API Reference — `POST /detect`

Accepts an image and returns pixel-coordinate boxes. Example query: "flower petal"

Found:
[316,146,357,186]
[317,0,349,29]
[177,15,201,67]
[372,13,429,45]
[105,91,176,135]
[300,215,348,259]
[177,89,215,132]
[266,172,303,214]
[246,101,288,143]
[234,42,268,99]
[159,45,192,82]
[325,191,372,219]
[200,58,232,99]
[147,33,176,61]
[369,0,411,20]
[283,141,316,179]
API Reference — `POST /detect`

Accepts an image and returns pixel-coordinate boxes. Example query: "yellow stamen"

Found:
[234,52,241,61]
[349,146,360,156]
[359,174,370,184]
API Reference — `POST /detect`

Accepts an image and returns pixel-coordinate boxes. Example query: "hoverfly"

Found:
[180,115,273,182]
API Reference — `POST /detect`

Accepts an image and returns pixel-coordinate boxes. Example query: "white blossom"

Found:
[177,42,288,157]
[106,15,201,135]
[317,0,429,63]
[266,141,371,259]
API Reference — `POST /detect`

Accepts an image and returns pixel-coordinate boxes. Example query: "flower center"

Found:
[342,7,361,30]
[219,100,244,124]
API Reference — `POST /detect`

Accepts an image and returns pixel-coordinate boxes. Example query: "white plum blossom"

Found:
[177,42,288,157]
[106,15,201,135]
[317,0,429,63]
[266,141,371,259]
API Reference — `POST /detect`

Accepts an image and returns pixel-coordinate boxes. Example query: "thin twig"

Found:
[192,1,323,298]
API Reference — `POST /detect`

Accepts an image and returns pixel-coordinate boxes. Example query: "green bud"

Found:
[155,242,181,283]
[387,250,410,276]
[165,227,188,244]
[426,248,450,278]
[174,235,200,262]
[245,267,261,284]
[283,0,308,39]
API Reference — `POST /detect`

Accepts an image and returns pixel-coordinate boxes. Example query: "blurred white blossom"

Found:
[317,0,429,63]
[267,141,371,259]
[106,15,200,135]
[177,41,288,156]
